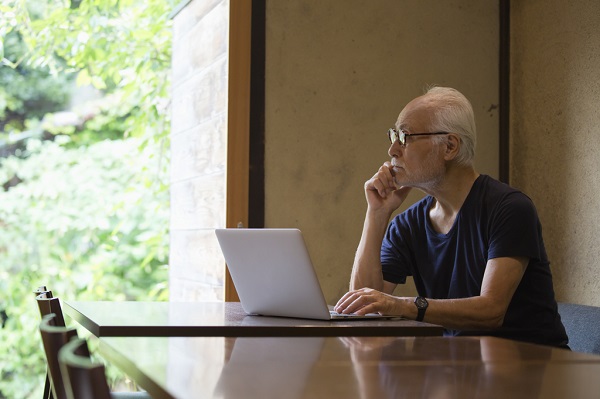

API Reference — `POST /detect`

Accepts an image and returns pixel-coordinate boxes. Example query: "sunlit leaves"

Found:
[0,1,173,396]
[7,0,173,141]
[0,136,169,396]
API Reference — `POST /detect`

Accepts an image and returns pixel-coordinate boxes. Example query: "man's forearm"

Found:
[349,209,391,291]
[411,296,507,330]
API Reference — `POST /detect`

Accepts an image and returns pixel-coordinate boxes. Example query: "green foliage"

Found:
[14,0,174,142]
[0,137,169,398]
[0,0,175,397]
[0,136,170,297]
[2,0,173,142]
[42,93,132,146]
[0,29,73,132]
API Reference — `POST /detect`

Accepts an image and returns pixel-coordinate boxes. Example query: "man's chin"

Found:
[395,179,437,193]
[393,177,413,188]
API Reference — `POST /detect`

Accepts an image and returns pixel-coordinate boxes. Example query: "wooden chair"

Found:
[34,285,53,298]
[34,286,57,399]
[58,338,112,399]
[36,289,151,399]
[36,291,66,327]
[39,313,78,399]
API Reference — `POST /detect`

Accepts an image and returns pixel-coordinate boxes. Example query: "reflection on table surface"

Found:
[99,335,600,399]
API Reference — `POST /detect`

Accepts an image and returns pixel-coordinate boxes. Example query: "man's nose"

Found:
[388,141,401,158]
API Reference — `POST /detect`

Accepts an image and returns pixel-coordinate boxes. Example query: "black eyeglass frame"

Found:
[387,128,448,147]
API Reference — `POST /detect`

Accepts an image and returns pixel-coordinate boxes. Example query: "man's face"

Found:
[389,96,446,190]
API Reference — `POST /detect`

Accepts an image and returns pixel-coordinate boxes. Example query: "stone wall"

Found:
[169,0,229,302]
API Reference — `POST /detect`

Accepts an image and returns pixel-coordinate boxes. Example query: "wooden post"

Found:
[225,0,252,302]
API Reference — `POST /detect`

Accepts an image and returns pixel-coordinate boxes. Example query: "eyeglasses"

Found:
[387,128,448,147]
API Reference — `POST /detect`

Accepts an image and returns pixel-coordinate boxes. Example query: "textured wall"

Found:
[510,0,600,306]
[169,0,228,302]
[264,0,499,304]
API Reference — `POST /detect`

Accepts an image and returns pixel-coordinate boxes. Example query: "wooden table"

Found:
[64,301,443,337]
[99,335,600,399]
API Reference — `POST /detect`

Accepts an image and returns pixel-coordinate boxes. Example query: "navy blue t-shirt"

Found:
[381,175,568,347]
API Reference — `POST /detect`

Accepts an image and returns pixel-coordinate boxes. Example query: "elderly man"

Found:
[334,87,568,347]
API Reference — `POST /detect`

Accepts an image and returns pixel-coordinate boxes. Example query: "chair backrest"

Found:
[39,313,78,399]
[34,285,53,298]
[36,292,66,327]
[558,302,600,354]
[58,338,112,399]
[34,286,57,399]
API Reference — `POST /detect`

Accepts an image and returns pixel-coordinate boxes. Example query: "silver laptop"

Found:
[215,228,389,320]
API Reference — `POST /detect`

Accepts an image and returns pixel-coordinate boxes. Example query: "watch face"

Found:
[415,297,428,309]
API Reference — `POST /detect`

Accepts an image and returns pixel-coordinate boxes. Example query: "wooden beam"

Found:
[225,0,252,302]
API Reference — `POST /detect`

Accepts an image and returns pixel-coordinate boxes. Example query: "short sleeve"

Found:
[381,216,413,284]
[488,192,545,261]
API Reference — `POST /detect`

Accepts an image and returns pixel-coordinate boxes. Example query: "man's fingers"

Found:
[337,289,379,314]
[334,291,354,312]
[370,179,387,198]
[335,290,360,313]
[379,164,396,190]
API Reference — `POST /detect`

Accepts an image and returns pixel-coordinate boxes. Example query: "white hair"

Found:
[424,86,477,166]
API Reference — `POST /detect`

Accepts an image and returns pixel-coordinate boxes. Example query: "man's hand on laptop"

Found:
[334,288,404,316]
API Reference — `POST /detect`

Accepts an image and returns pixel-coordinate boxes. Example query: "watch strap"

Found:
[414,296,428,322]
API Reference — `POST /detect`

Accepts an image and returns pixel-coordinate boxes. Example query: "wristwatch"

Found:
[414,296,428,322]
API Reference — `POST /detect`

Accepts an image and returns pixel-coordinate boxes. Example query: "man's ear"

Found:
[444,134,461,161]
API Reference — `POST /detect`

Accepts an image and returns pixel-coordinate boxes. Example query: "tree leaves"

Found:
[0,0,174,396]
[6,0,173,141]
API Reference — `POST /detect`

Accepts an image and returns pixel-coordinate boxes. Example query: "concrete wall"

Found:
[510,0,600,306]
[169,0,228,302]
[263,0,499,304]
